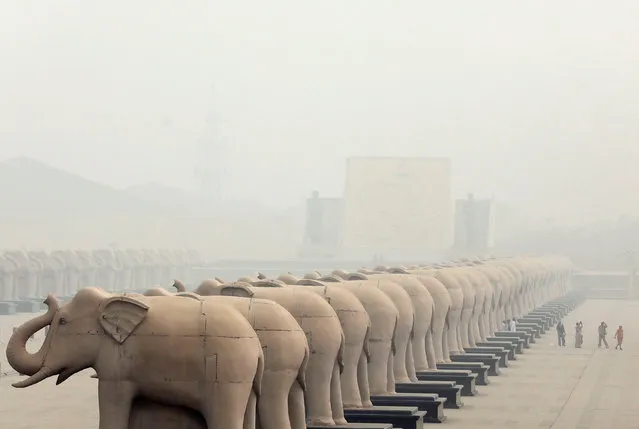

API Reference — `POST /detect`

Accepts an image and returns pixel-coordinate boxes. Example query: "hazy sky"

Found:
[1,1,638,223]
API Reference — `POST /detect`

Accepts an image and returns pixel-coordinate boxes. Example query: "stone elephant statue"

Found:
[318,273,399,399]
[367,268,436,376]
[141,249,164,287]
[3,250,40,298]
[429,268,464,358]
[340,271,415,385]
[28,250,65,297]
[169,281,309,429]
[0,252,19,301]
[407,270,453,365]
[6,288,264,429]
[75,249,98,288]
[474,263,504,335]
[50,249,82,296]
[125,248,149,290]
[114,248,134,292]
[92,248,122,292]
[275,273,373,410]
[194,279,346,427]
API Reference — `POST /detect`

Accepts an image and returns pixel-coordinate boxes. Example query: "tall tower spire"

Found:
[194,84,226,203]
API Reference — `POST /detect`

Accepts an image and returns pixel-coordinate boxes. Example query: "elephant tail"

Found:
[430,303,436,334]
[363,318,372,363]
[391,316,398,356]
[253,346,265,398]
[409,314,416,340]
[444,305,451,332]
[337,328,346,374]
[297,344,310,392]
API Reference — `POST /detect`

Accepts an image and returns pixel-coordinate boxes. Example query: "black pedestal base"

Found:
[370,393,446,423]
[436,362,490,385]
[395,381,463,409]
[450,353,500,376]
[344,406,425,429]
[415,370,477,396]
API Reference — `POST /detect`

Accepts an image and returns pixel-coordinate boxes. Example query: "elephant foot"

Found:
[334,417,348,425]
[307,417,336,427]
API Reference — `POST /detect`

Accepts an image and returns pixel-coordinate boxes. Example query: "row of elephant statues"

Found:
[0,248,203,301]
[6,254,572,429]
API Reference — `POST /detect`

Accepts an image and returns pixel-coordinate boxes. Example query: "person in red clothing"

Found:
[614,325,624,350]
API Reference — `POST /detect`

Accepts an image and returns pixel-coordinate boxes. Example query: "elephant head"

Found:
[7,287,149,388]
[193,278,223,295]
[277,273,300,284]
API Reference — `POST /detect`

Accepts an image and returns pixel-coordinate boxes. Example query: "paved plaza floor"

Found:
[1,298,638,428]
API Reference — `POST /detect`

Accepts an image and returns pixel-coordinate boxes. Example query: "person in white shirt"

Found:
[509,319,517,332]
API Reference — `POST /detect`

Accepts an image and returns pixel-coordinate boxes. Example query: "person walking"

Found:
[598,321,609,348]
[614,325,623,350]
[556,320,566,347]
[509,318,517,332]
[575,321,583,348]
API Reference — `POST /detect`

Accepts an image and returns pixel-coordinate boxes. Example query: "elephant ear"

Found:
[99,296,149,344]
[347,272,368,281]
[220,283,255,298]
[296,278,324,286]
[251,279,284,288]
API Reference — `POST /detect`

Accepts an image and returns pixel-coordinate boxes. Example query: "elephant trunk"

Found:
[172,279,187,293]
[11,366,56,388]
[5,295,59,377]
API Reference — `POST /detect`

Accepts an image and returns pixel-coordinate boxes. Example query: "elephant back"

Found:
[246,287,337,319]
[336,280,398,342]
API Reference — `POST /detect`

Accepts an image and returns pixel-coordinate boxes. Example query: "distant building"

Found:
[340,156,453,261]
[453,194,496,255]
[298,191,344,258]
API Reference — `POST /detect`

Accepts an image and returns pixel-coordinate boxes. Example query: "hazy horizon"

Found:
[2,1,638,225]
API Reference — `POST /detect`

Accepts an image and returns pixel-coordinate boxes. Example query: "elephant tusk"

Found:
[12,366,55,388]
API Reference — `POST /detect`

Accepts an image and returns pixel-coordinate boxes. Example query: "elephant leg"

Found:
[392,335,411,383]
[367,342,391,395]
[340,343,364,408]
[288,381,306,429]
[330,361,347,425]
[244,390,257,429]
[473,316,482,344]
[204,383,251,429]
[257,372,294,429]
[98,380,136,429]
[357,352,373,408]
[410,332,428,372]
[446,311,461,355]
[460,310,472,348]
[405,341,418,381]
[442,324,451,362]
[424,330,438,369]
[304,357,335,426]
[386,351,396,394]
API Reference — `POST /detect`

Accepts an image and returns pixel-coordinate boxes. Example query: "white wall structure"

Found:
[341,157,453,261]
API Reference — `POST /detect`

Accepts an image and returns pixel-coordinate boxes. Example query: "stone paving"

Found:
[0,298,637,428]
